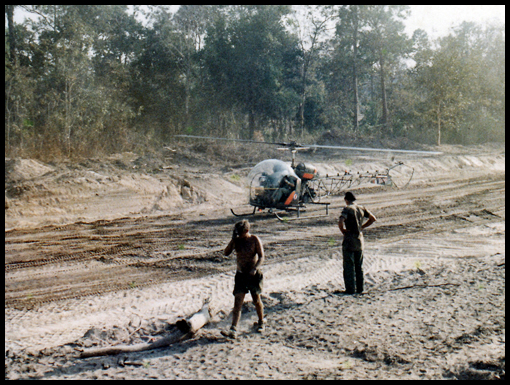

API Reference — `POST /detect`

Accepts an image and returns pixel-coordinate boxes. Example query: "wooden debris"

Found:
[79,301,213,358]
[176,300,212,334]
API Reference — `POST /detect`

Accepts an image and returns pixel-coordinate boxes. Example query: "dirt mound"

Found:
[4,149,232,229]
[5,158,55,183]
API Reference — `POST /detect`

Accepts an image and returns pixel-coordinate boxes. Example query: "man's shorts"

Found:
[233,270,264,296]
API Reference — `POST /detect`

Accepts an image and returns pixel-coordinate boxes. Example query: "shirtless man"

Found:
[222,220,265,338]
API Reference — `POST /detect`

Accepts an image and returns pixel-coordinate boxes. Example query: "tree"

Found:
[326,5,411,136]
[203,5,300,139]
[291,6,333,134]
[5,5,17,65]
[412,21,505,145]
[363,5,412,134]
[5,5,142,158]
[4,4,505,159]
[172,5,216,130]
[130,16,184,137]
[334,5,367,132]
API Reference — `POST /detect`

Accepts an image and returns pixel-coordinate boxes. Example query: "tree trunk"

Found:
[248,110,256,139]
[79,301,214,358]
[299,93,306,134]
[79,330,189,358]
[65,76,73,158]
[184,63,191,130]
[352,6,359,132]
[5,80,13,154]
[6,5,17,66]
[299,59,308,134]
[437,102,441,146]
[379,50,389,133]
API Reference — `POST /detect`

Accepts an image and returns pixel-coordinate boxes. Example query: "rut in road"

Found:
[4,173,504,353]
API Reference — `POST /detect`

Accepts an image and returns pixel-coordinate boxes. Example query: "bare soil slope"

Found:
[5,141,505,380]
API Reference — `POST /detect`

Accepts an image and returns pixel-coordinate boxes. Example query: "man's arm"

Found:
[250,236,264,275]
[338,216,348,235]
[224,239,235,256]
[361,212,376,230]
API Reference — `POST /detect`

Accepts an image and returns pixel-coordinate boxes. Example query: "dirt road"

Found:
[4,142,505,379]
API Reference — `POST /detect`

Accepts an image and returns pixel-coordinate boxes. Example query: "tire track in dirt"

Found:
[5,252,417,352]
[4,170,504,353]
[3,176,502,306]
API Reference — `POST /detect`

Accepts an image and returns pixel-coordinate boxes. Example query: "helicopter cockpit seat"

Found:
[272,175,298,204]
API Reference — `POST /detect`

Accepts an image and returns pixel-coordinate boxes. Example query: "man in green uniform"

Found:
[338,191,376,294]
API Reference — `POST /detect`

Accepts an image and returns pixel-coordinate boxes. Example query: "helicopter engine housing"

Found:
[295,162,318,180]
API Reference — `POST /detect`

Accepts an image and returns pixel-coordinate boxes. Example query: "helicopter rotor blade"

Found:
[173,134,312,149]
[174,135,441,155]
[174,134,287,147]
[305,144,442,155]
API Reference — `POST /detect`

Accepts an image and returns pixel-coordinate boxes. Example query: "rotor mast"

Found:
[291,149,297,169]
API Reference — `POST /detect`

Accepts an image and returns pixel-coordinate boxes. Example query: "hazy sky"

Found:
[406,5,505,38]
[13,5,506,39]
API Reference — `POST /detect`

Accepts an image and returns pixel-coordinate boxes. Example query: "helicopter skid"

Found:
[274,202,330,222]
[230,207,257,217]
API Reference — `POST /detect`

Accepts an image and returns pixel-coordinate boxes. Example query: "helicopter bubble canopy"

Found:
[248,159,299,189]
[247,159,302,208]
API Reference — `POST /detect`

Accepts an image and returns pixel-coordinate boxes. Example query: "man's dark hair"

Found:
[344,191,356,202]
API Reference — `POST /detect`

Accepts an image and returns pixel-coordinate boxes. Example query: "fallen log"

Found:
[79,301,213,359]
[79,330,189,358]
[176,300,212,334]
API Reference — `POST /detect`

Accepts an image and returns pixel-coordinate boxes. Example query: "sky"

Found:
[406,5,505,38]
[13,5,506,40]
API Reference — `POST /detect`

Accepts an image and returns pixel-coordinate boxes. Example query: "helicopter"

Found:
[175,135,441,220]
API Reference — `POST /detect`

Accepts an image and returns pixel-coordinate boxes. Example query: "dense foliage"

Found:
[5,5,505,159]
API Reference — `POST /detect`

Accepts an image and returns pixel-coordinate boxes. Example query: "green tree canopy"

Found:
[5,5,505,159]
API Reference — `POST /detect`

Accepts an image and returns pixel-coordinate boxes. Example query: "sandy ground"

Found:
[5,141,505,380]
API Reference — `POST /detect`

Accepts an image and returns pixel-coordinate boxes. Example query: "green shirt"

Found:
[340,203,372,251]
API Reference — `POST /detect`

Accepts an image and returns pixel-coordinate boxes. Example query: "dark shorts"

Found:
[233,270,264,296]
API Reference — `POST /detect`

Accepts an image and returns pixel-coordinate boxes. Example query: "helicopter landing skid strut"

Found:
[230,207,257,217]
[274,202,330,222]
